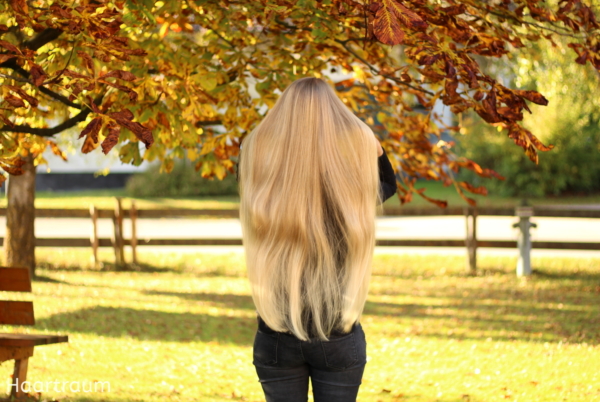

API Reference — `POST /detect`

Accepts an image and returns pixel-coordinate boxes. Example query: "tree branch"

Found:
[0,72,30,83]
[0,94,103,137]
[0,107,91,136]
[1,59,82,109]
[23,28,62,51]
[336,40,435,95]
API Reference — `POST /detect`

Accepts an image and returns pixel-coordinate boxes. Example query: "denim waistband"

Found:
[256,315,356,339]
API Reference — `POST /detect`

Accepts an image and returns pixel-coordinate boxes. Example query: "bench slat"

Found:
[0,301,35,326]
[0,333,68,347]
[0,267,32,292]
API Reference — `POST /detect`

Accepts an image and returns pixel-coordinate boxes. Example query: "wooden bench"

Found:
[0,267,68,398]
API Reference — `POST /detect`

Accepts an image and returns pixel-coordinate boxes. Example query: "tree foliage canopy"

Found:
[0,0,598,206]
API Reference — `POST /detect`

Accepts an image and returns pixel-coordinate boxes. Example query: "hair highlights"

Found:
[239,77,382,340]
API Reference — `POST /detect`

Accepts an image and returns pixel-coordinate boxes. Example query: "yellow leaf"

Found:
[159,22,169,39]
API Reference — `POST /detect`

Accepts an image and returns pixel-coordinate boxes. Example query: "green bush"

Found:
[455,119,600,198]
[125,159,239,197]
[456,39,600,198]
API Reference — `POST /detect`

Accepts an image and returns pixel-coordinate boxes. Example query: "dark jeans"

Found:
[252,318,367,402]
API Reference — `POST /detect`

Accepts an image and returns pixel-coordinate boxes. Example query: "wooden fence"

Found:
[0,199,598,275]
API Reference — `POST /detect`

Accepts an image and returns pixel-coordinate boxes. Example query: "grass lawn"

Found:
[1,250,599,401]
[1,181,598,210]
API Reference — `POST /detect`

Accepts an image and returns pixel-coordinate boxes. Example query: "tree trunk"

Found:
[5,154,36,277]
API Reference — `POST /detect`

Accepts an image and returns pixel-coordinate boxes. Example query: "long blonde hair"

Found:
[239,77,382,341]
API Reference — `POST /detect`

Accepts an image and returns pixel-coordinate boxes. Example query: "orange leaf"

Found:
[47,140,67,161]
[373,0,405,45]
[157,112,170,130]
[80,117,103,154]
[458,181,488,195]
[416,188,448,208]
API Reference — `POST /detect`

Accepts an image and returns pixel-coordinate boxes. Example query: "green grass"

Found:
[0,189,240,210]
[1,181,598,210]
[1,250,599,401]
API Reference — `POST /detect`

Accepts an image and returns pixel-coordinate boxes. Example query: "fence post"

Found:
[113,197,125,267]
[89,205,99,267]
[514,205,535,277]
[130,200,138,265]
[464,206,478,274]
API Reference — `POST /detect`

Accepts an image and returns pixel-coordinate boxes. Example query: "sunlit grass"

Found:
[1,251,599,401]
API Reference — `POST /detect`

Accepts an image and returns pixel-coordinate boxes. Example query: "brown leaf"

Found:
[157,112,170,129]
[418,54,441,66]
[4,94,25,108]
[101,123,121,154]
[108,109,134,121]
[0,164,23,175]
[373,0,405,45]
[98,79,138,101]
[0,113,14,127]
[6,85,38,107]
[29,64,47,86]
[81,130,99,154]
[63,69,92,79]
[513,90,549,106]
[497,107,523,121]
[124,121,153,148]
[0,157,25,175]
[391,1,427,30]
[0,39,20,53]
[0,54,17,63]
[456,186,477,206]
[77,50,95,75]
[47,140,67,161]
[100,70,137,82]
[443,78,460,105]
[454,159,505,180]
[79,117,103,143]
[108,109,153,148]
[525,129,554,152]
[87,96,102,114]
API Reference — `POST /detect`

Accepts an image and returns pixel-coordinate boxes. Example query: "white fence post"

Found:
[514,206,536,277]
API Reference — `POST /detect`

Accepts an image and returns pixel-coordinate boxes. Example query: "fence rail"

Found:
[2,206,599,218]
[0,200,598,275]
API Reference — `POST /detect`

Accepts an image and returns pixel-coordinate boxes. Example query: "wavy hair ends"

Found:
[239,77,382,341]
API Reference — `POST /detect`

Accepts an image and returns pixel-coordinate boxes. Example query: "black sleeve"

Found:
[378,148,397,203]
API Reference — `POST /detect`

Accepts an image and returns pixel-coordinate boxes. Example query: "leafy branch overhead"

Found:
[0,0,598,206]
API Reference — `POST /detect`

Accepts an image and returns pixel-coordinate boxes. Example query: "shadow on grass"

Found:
[32,274,70,284]
[143,290,255,310]
[36,261,244,277]
[36,306,256,345]
[364,272,600,344]
[32,267,600,346]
